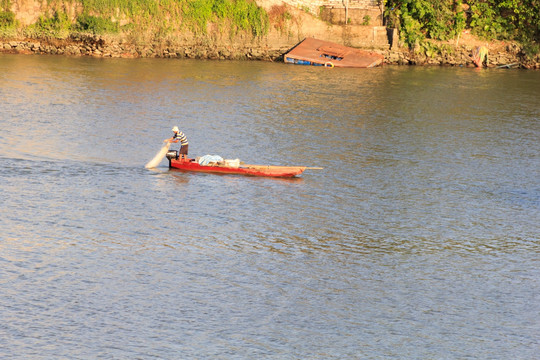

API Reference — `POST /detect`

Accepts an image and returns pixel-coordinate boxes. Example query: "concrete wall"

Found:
[257,0,388,49]
[276,0,380,15]
[258,0,383,26]
[320,7,382,25]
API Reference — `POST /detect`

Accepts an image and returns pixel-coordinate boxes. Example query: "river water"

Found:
[1,54,539,359]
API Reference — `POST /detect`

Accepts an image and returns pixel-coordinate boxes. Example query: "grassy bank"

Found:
[1,0,538,67]
[0,0,269,43]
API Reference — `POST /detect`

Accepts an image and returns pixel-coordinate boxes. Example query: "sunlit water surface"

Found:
[1,54,539,359]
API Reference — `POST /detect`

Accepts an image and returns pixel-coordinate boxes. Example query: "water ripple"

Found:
[1,56,539,359]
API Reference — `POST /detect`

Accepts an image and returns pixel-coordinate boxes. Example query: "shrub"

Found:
[183,0,268,37]
[28,11,72,38]
[0,10,16,28]
[185,0,213,33]
[76,14,119,34]
[385,0,539,48]
[212,0,233,19]
[362,15,371,26]
[236,0,268,37]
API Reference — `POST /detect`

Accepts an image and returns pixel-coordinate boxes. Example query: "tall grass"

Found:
[2,0,268,40]
[77,0,269,36]
[26,11,72,39]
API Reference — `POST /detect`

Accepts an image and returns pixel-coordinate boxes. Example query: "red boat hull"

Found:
[169,158,306,177]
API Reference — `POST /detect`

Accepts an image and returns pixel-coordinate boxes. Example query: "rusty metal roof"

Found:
[284,37,384,68]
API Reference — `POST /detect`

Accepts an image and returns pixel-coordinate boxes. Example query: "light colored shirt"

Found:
[173,131,188,146]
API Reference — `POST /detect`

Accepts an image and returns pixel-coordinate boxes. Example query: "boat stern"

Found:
[165,150,177,167]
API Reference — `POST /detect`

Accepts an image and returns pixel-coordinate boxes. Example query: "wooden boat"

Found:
[284,37,384,68]
[166,152,321,178]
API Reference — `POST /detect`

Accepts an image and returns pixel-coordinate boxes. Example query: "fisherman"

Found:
[167,126,189,160]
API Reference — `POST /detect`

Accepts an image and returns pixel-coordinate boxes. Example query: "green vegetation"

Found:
[76,13,119,34]
[78,0,268,36]
[362,15,371,26]
[26,11,71,39]
[0,0,16,34]
[2,0,538,61]
[0,10,15,28]
[385,0,540,52]
[318,6,325,19]
[385,0,466,46]
[1,0,268,39]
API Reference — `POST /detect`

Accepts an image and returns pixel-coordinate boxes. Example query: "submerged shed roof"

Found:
[284,37,384,68]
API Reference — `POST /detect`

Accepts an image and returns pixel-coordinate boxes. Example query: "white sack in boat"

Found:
[198,154,223,166]
[223,159,240,168]
[145,142,171,168]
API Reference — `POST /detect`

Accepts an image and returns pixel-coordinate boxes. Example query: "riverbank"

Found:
[2,33,538,69]
[2,0,538,69]
[0,34,284,61]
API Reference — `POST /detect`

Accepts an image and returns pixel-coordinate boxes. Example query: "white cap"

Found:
[172,126,179,132]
